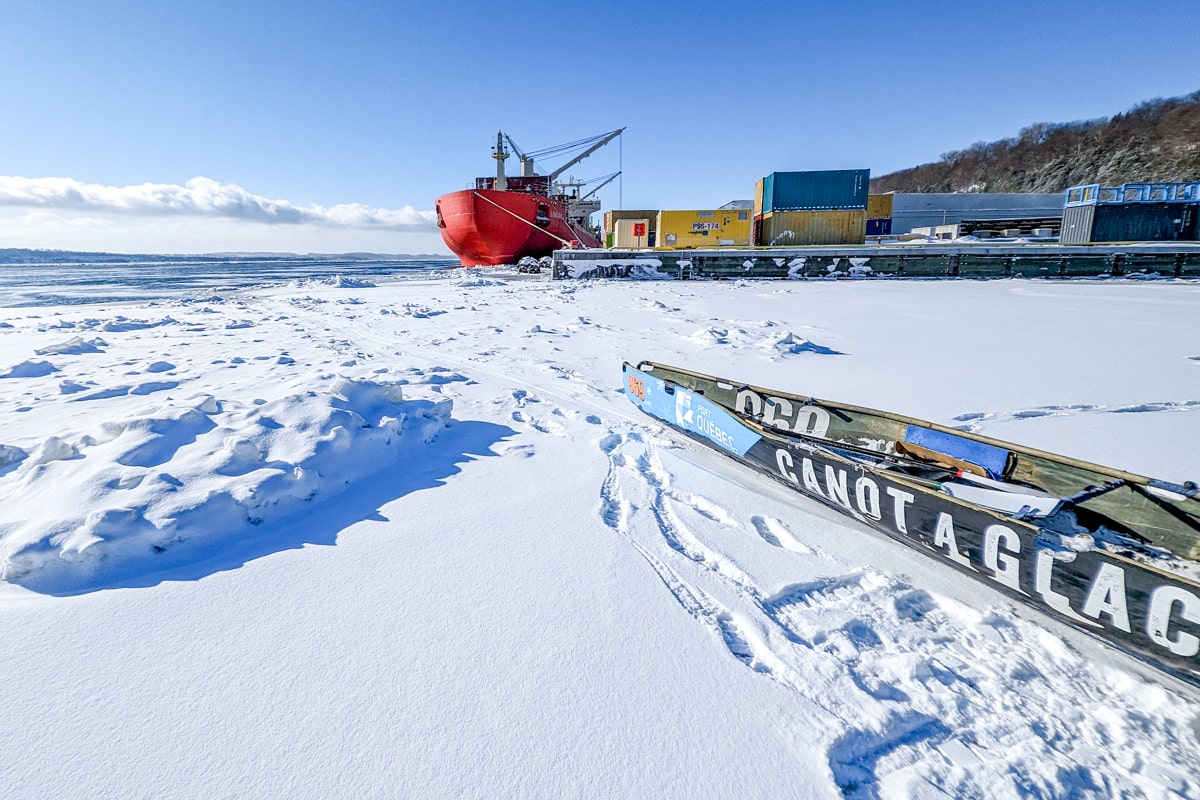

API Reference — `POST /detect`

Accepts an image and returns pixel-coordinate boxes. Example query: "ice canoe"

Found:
[623,361,1200,688]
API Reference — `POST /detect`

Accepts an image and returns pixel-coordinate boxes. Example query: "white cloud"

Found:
[0,176,452,255]
[0,176,438,230]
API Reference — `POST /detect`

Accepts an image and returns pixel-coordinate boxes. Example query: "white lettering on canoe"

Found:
[734,390,830,437]
[776,449,798,484]
[824,466,850,509]
[1034,550,1095,625]
[886,487,915,535]
[793,406,831,437]
[802,457,822,496]
[1146,586,1200,657]
[983,524,1023,593]
[763,397,793,431]
[933,512,973,569]
[736,389,762,418]
[1082,563,1132,633]
[854,476,881,520]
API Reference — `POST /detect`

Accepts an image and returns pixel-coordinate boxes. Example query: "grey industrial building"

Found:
[888,192,1064,236]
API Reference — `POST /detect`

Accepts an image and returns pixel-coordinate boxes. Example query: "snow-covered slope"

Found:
[1,272,1198,798]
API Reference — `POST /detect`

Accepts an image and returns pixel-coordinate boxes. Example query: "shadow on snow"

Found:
[15,418,514,597]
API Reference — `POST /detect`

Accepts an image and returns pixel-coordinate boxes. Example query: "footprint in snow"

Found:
[494,442,536,458]
[750,515,812,554]
[511,389,538,407]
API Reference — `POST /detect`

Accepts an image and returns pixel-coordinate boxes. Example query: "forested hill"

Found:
[870,91,1200,194]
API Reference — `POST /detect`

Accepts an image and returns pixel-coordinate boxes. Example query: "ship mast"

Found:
[492,131,509,191]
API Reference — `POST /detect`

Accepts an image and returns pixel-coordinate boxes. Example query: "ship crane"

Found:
[502,134,538,177]
[580,171,621,202]
[562,172,621,239]
[500,128,625,183]
[548,128,624,182]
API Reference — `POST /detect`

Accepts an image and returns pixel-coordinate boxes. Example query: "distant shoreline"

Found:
[0,248,453,265]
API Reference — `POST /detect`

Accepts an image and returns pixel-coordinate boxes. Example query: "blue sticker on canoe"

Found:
[625,366,760,457]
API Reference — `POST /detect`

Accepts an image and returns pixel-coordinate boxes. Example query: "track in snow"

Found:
[595,425,1200,798]
[248,282,1200,799]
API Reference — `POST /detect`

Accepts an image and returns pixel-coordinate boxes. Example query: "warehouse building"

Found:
[887,192,1064,236]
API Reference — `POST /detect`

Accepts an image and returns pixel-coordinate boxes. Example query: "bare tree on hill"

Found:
[870,90,1200,194]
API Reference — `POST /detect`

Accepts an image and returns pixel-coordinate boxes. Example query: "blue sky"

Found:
[1,0,1197,254]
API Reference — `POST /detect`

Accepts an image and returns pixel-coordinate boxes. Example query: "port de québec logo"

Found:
[674,387,758,455]
[674,388,695,428]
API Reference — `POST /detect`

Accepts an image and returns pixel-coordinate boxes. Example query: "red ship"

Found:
[436,129,623,267]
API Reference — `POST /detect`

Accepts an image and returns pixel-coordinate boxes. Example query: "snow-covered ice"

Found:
[1,269,1198,798]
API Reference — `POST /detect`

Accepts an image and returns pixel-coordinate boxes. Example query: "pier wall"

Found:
[552,244,1200,280]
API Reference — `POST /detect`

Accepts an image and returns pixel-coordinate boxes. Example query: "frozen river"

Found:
[0,253,457,306]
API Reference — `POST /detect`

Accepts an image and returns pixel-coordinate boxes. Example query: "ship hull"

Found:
[436,189,599,267]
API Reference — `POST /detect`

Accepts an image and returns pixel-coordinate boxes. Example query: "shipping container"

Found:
[757,210,866,246]
[761,170,870,213]
[1059,204,1095,243]
[867,193,894,219]
[613,218,652,248]
[753,178,765,219]
[1092,203,1197,242]
[656,209,752,248]
[865,218,892,236]
[603,209,659,236]
[1061,202,1198,243]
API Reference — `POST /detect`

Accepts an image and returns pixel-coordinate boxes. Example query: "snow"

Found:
[1,269,1198,798]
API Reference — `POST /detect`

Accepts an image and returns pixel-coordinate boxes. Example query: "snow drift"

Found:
[0,374,451,592]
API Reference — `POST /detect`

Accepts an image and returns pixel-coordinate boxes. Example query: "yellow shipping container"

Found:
[753,178,765,219]
[613,218,652,248]
[867,193,894,219]
[759,210,865,246]
[656,209,752,248]
[603,209,659,236]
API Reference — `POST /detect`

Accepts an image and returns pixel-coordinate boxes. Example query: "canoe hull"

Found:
[623,361,1200,688]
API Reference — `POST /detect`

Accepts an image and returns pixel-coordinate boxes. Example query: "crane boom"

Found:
[549,128,624,181]
[503,133,537,177]
[580,172,621,201]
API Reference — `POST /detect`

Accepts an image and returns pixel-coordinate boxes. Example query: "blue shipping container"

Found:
[865,218,892,236]
[762,169,871,212]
